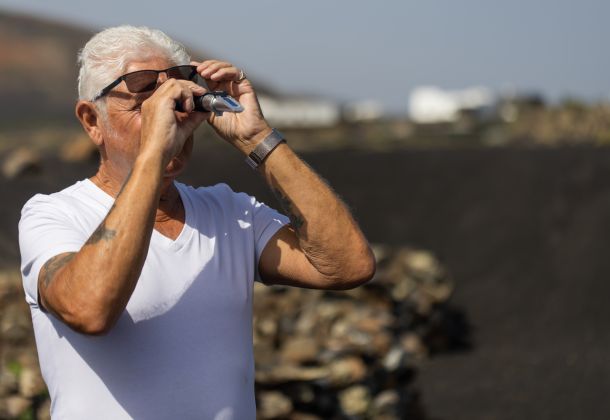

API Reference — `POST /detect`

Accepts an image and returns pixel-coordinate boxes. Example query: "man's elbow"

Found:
[72,316,115,336]
[330,250,376,290]
[56,304,117,336]
[348,254,377,288]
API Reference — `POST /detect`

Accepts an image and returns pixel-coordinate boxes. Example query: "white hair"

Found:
[77,25,191,102]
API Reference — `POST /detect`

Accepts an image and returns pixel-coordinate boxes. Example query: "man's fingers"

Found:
[198,61,232,78]
[153,80,205,112]
[196,60,244,82]
[209,66,241,81]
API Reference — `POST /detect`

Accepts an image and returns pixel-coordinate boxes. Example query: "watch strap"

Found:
[245,129,286,169]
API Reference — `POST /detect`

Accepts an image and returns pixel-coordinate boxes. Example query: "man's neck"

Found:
[90,165,183,223]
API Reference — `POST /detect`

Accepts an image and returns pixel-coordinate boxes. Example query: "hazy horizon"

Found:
[1,0,608,114]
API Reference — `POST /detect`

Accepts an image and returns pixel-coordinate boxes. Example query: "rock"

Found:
[258,391,293,419]
[372,389,400,417]
[383,346,409,372]
[285,383,316,405]
[327,356,367,387]
[254,342,278,367]
[370,330,393,355]
[339,385,371,416]
[378,247,454,315]
[353,313,393,334]
[0,270,21,302]
[281,336,320,364]
[15,348,40,372]
[328,316,374,355]
[1,147,41,179]
[0,370,18,395]
[401,333,427,359]
[19,367,46,398]
[257,317,279,338]
[0,395,31,418]
[37,398,51,420]
[371,243,391,262]
[256,365,329,385]
[0,302,32,344]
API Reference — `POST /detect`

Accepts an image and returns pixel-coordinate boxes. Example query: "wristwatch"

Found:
[245,129,286,169]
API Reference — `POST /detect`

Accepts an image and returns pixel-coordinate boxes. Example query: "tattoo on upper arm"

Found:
[272,187,305,233]
[40,253,75,289]
[39,171,132,297]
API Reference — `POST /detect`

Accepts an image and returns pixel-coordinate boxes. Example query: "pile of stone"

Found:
[253,245,468,420]
[0,245,468,419]
[0,270,49,420]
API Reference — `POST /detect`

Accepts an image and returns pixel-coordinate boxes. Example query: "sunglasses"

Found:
[92,65,198,101]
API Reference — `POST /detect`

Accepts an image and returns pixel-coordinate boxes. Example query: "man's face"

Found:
[99,56,194,181]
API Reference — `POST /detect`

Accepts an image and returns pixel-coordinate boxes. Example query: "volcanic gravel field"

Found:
[2,145,609,419]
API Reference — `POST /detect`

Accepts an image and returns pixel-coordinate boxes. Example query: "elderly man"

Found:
[18,26,374,419]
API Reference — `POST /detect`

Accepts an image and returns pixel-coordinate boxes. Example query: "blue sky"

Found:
[1,0,608,113]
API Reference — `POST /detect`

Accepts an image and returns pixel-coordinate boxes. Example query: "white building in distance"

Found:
[408,86,495,123]
[258,94,341,128]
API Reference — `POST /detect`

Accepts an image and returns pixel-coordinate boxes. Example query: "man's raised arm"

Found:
[38,153,164,335]
[191,60,375,289]
[257,137,375,290]
[38,79,207,335]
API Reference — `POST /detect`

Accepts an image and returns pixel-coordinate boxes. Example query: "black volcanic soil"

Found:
[2,144,610,419]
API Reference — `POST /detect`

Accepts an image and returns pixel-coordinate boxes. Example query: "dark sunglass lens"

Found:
[167,66,197,81]
[124,70,159,93]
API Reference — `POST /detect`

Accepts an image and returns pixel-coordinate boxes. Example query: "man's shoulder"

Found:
[177,181,265,217]
[178,182,249,204]
[21,179,107,218]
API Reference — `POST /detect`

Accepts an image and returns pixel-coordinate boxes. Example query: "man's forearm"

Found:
[259,143,374,281]
[40,153,164,334]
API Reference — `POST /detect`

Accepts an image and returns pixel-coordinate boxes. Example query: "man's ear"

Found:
[75,101,104,147]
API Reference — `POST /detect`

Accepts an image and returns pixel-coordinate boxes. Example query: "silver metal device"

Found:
[193,91,244,116]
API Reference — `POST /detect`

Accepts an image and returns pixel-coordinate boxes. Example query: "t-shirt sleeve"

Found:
[250,198,290,266]
[18,194,87,307]
[229,187,289,282]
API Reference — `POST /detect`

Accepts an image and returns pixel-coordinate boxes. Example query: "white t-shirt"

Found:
[18,179,288,420]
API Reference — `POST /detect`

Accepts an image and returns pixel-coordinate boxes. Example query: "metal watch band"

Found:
[244,129,286,169]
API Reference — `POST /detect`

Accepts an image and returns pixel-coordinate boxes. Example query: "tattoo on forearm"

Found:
[84,170,131,246]
[272,187,305,233]
[39,172,131,292]
[41,253,75,288]
[86,220,116,245]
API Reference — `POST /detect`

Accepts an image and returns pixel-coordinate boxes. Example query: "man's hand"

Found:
[140,78,209,165]
[192,60,272,154]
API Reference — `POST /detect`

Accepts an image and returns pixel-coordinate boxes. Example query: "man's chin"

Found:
[163,157,187,179]
[163,136,193,179]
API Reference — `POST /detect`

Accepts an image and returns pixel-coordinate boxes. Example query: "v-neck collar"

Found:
[82,178,194,252]
[152,183,194,251]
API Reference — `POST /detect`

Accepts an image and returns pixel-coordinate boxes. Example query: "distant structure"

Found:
[258,94,340,128]
[343,100,384,123]
[408,86,495,124]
